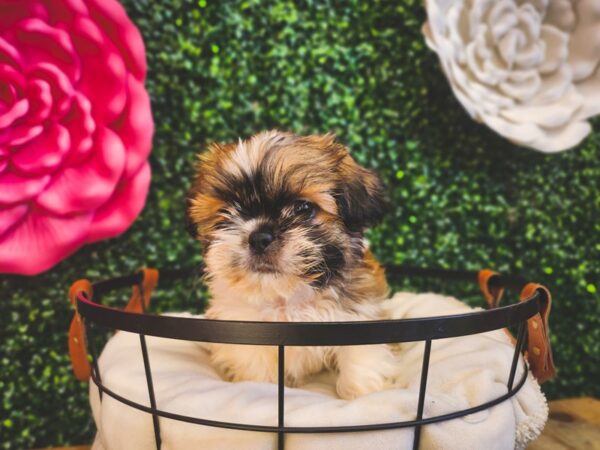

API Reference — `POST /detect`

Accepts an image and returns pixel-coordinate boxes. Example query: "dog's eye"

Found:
[293,200,315,218]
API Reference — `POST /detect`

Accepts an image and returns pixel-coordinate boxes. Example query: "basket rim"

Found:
[75,265,540,346]
[77,264,536,448]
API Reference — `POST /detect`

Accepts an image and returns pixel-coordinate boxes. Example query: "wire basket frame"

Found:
[73,266,539,450]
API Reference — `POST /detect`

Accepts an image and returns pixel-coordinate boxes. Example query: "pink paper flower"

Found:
[0,0,153,275]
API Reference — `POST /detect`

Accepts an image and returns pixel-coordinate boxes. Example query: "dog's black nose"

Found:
[249,230,274,253]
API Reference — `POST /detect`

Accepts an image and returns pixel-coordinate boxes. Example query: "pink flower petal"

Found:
[24,78,52,122]
[0,0,152,275]
[112,75,153,177]
[0,82,17,110]
[35,127,125,214]
[0,124,43,147]
[0,98,28,128]
[71,16,127,124]
[27,62,74,118]
[0,1,49,29]
[86,0,146,80]
[0,172,50,204]
[0,209,93,275]
[87,161,150,242]
[14,18,81,82]
[11,123,70,175]
[0,63,26,96]
[0,36,23,68]
[43,0,89,24]
[0,203,28,238]
[62,93,95,165]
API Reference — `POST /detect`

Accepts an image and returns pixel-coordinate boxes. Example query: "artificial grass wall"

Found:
[2,0,599,448]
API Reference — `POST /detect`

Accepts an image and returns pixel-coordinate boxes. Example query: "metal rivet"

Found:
[532,346,541,356]
[73,337,79,344]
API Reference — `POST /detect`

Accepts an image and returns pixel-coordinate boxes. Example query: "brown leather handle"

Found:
[68,280,93,381]
[125,268,159,313]
[67,268,160,382]
[520,283,556,383]
[479,270,556,383]
[478,269,505,308]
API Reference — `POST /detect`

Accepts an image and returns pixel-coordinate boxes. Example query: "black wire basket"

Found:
[68,265,553,450]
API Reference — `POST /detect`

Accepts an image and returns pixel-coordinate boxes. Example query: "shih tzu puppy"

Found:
[186,130,394,399]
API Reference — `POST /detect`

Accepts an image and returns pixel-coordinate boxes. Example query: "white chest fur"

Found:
[204,275,394,399]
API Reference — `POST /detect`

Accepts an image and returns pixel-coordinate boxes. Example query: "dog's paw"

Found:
[334,344,395,399]
[335,369,385,400]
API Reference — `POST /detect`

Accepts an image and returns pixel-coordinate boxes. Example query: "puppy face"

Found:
[186,131,385,291]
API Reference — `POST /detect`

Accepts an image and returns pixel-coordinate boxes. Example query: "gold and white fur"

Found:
[204,255,395,399]
[187,130,395,399]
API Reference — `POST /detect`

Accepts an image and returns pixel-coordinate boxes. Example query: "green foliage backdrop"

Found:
[1,0,599,447]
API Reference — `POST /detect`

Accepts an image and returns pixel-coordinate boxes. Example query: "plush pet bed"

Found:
[90,292,548,450]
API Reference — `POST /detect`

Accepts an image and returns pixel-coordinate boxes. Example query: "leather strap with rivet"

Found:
[519,283,556,383]
[479,269,555,383]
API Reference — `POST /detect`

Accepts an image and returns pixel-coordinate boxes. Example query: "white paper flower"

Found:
[423,0,600,152]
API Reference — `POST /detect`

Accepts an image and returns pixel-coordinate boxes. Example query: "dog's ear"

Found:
[185,148,211,241]
[185,142,234,240]
[336,156,386,232]
[185,188,199,239]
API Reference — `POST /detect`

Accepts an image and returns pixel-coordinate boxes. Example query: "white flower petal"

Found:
[449,58,515,111]
[445,61,509,119]
[499,70,541,101]
[539,25,569,74]
[518,3,542,40]
[426,0,467,43]
[572,70,600,121]
[529,0,549,14]
[529,64,572,105]
[489,2,519,41]
[466,41,499,84]
[497,29,522,67]
[545,0,576,31]
[483,58,510,83]
[484,114,543,145]
[470,0,501,38]
[500,86,583,127]
[423,0,598,152]
[474,28,493,60]
[486,112,590,152]
[448,3,470,62]
[448,63,482,115]
[513,38,544,69]
[529,121,591,153]
[451,84,480,119]
[567,0,600,81]
[472,81,515,109]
